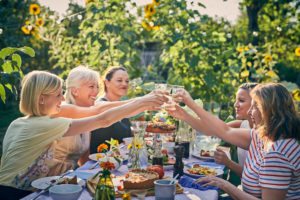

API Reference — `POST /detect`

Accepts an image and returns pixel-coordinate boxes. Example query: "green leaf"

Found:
[19,46,35,57]
[197,2,206,8]
[2,61,13,73]
[0,47,19,59]
[5,83,13,93]
[12,54,22,68]
[0,83,6,103]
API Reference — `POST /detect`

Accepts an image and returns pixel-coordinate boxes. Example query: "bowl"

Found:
[49,184,82,200]
[122,137,133,146]
[162,142,175,154]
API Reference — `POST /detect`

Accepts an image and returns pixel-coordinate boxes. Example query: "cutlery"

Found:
[89,161,100,170]
[30,170,72,200]
[170,174,179,184]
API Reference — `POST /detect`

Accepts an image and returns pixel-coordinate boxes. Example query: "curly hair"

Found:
[250,83,300,141]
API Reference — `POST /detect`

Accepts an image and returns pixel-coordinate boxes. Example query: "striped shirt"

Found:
[242,130,300,199]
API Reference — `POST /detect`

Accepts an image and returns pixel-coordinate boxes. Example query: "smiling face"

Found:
[105,70,129,100]
[73,80,99,107]
[234,89,252,120]
[39,88,65,116]
[248,99,263,129]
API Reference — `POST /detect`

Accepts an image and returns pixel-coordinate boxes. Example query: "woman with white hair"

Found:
[48,66,101,176]
[0,70,166,199]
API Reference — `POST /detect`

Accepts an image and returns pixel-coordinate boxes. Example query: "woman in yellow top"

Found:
[0,71,167,199]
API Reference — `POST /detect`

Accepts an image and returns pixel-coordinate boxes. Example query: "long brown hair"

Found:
[251,83,300,141]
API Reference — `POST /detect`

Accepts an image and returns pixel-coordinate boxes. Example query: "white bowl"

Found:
[122,137,133,146]
[49,184,82,200]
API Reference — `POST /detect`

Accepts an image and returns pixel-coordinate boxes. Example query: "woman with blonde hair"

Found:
[48,66,100,176]
[0,71,166,199]
[168,83,300,200]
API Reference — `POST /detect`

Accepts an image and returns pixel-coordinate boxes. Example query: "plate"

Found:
[31,176,85,190]
[191,152,214,161]
[89,153,128,162]
[184,162,224,178]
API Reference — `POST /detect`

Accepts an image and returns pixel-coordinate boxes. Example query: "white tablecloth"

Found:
[22,156,219,200]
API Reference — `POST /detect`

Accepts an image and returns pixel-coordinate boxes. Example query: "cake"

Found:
[146,122,176,133]
[123,169,159,190]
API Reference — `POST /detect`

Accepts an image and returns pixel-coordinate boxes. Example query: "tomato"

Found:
[147,165,164,179]
[117,185,124,191]
[161,149,168,156]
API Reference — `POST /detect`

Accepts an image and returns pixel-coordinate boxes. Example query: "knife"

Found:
[30,170,72,200]
[89,160,100,170]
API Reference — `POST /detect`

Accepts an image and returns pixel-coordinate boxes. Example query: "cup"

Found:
[154,180,176,200]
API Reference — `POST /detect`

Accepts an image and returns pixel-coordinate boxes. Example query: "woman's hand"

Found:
[139,93,168,111]
[172,88,193,105]
[194,175,225,189]
[214,147,230,166]
[165,104,188,120]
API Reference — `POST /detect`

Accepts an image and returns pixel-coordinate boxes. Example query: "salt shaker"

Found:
[173,145,185,179]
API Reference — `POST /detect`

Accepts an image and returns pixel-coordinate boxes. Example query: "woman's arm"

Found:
[227,120,243,128]
[168,89,251,150]
[53,99,134,119]
[64,93,167,136]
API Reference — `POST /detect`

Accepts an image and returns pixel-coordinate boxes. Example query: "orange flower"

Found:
[100,161,115,170]
[97,143,108,153]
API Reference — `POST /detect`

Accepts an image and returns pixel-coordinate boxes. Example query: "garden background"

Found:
[0,0,300,156]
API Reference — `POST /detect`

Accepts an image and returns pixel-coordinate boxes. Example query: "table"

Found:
[22,156,221,200]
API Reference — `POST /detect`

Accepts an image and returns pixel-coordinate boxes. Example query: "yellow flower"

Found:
[122,193,132,200]
[135,142,142,149]
[264,55,272,63]
[244,46,249,51]
[146,26,152,31]
[236,47,243,53]
[147,65,151,71]
[145,4,155,17]
[292,89,300,101]
[86,0,93,4]
[141,21,152,31]
[35,34,39,39]
[30,26,38,35]
[25,21,30,25]
[30,4,40,15]
[295,47,300,56]
[36,18,44,26]
[247,61,252,67]
[152,25,160,30]
[127,143,132,150]
[153,0,160,6]
[96,153,104,160]
[21,26,30,35]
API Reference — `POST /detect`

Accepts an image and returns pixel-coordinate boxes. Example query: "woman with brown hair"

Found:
[167,83,300,200]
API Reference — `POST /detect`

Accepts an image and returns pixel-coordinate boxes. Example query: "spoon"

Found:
[170,174,179,185]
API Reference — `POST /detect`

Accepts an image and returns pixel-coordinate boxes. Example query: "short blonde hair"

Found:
[65,66,100,104]
[20,71,63,116]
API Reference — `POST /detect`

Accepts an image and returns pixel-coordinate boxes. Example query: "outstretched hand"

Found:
[140,93,168,111]
[165,104,187,120]
[172,88,193,105]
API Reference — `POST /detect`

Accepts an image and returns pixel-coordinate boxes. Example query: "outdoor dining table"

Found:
[22,155,222,200]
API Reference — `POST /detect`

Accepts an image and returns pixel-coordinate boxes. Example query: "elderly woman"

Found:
[0,71,167,199]
[167,83,300,200]
[90,66,132,154]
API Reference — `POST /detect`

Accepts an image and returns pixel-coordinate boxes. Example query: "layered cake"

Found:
[123,169,159,190]
[146,122,176,133]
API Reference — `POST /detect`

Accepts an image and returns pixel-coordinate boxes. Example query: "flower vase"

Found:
[128,147,141,169]
[94,170,115,200]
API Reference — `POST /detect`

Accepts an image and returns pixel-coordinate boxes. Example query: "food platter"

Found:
[31,176,85,190]
[184,162,224,178]
[191,152,214,162]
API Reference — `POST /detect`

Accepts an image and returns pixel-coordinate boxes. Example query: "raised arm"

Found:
[64,93,167,136]
[53,99,134,119]
[168,89,251,150]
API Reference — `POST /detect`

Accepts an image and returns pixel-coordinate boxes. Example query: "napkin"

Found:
[179,176,219,190]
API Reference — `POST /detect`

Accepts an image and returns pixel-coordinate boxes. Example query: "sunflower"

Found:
[30,4,40,15]
[244,46,249,51]
[134,142,142,149]
[147,65,151,71]
[36,18,44,26]
[295,47,300,56]
[30,26,38,35]
[21,26,30,35]
[122,193,132,200]
[127,143,132,150]
[145,4,155,17]
[86,0,93,4]
[292,89,300,101]
[264,55,272,63]
[236,47,243,53]
[152,25,160,30]
[153,0,160,6]
[142,21,152,31]
[100,161,115,170]
[25,21,30,25]
[97,143,108,153]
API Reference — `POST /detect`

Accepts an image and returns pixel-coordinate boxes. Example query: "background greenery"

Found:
[0,0,299,156]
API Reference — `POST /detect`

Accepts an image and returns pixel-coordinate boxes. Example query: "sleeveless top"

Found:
[237,120,249,167]
[90,98,132,154]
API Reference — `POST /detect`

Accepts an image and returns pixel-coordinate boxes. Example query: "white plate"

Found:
[31,176,85,190]
[89,153,128,162]
[191,152,214,161]
[184,163,223,178]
